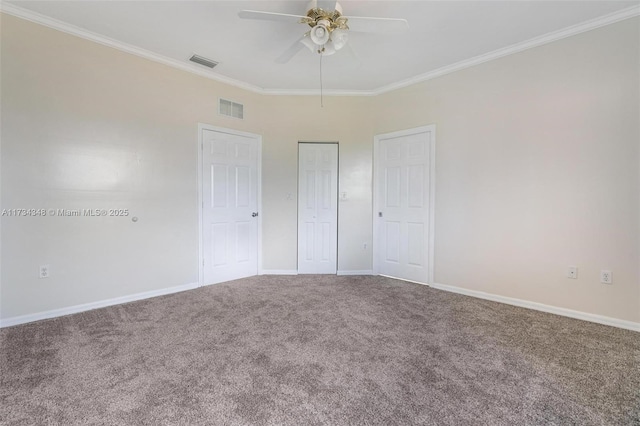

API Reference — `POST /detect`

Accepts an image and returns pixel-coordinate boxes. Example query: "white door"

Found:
[374,126,435,284]
[298,143,338,274]
[202,128,259,285]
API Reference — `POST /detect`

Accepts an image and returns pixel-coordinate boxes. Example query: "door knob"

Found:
[252,212,258,217]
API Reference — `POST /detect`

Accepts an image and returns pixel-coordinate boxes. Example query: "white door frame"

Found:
[372,125,436,285]
[197,123,262,287]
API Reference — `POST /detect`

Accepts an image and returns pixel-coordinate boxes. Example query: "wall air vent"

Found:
[219,98,244,119]
[189,54,218,69]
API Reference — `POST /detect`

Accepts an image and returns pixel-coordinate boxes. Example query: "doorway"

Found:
[297,142,339,274]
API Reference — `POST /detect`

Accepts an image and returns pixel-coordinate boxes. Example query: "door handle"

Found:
[378,212,383,217]
[252,212,258,217]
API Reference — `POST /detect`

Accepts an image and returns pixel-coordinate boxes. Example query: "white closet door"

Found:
[298,143,338,274]
[202,129,258,284]
[375,128,433,283]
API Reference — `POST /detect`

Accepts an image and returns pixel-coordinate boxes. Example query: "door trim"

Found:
[197,123,262,287]
[372,125,436,284]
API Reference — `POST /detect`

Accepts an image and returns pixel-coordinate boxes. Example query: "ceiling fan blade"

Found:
[275,37,306,64]
[345,16,409,34]
[344,43,361,67]
[319,0,338,12]
[238,10,307,24]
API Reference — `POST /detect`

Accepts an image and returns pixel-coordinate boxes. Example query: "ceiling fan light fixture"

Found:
[301,33,317,52]
[331,28,349,51]
[310,20,331,45]
[322,40,337,56]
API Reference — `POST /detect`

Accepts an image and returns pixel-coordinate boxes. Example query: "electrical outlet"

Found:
[600,270,612,284]
[567,266,578,279]
[39,264,50,279]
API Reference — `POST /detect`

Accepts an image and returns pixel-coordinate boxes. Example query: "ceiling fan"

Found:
[238,0,409,63]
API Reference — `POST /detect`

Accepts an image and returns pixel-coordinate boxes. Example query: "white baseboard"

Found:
[337,270,374,276]
[379,274,429,286]
[260,269,298,275]
[261,270,374,276]
[431,282,640,333]
[6,278,635,333]
[0,282,200,328]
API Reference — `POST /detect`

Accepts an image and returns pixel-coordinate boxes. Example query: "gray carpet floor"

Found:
[1,275,639,425]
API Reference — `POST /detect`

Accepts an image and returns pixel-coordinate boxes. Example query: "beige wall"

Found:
[0,14,374,319]
[1,13,638,324]
[0,14,254,318]
[372,17,640,323]
[260,95,374,272]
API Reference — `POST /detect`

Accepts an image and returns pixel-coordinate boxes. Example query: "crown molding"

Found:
[2,2,638,97]
[373,4,640,95]
[262,88,376,97]
[0,2,265,94]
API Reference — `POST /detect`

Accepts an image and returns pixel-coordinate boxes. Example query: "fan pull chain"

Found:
[319,52,324,108]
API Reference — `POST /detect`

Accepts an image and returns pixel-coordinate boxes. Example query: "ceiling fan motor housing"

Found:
[304,1,349,31]
[305,1,343,18]
[303,1,350,53]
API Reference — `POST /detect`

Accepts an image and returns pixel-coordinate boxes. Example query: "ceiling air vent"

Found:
[219,98,244,119]
[189,54,218,69]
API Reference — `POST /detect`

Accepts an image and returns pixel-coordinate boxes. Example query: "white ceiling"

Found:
[4,1,639,94]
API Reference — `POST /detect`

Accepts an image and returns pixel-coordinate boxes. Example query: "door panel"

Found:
[305,222,315,261]
[408,165,424,207]
[212,224,227,267]
[385,221,401,263]
[202,129,258,284]
[236,222,251,262]
[236,167,251,207]
[212,165,228,208]
[306,171,316,208]
[298,143,338,274]
[407,223,424,266]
